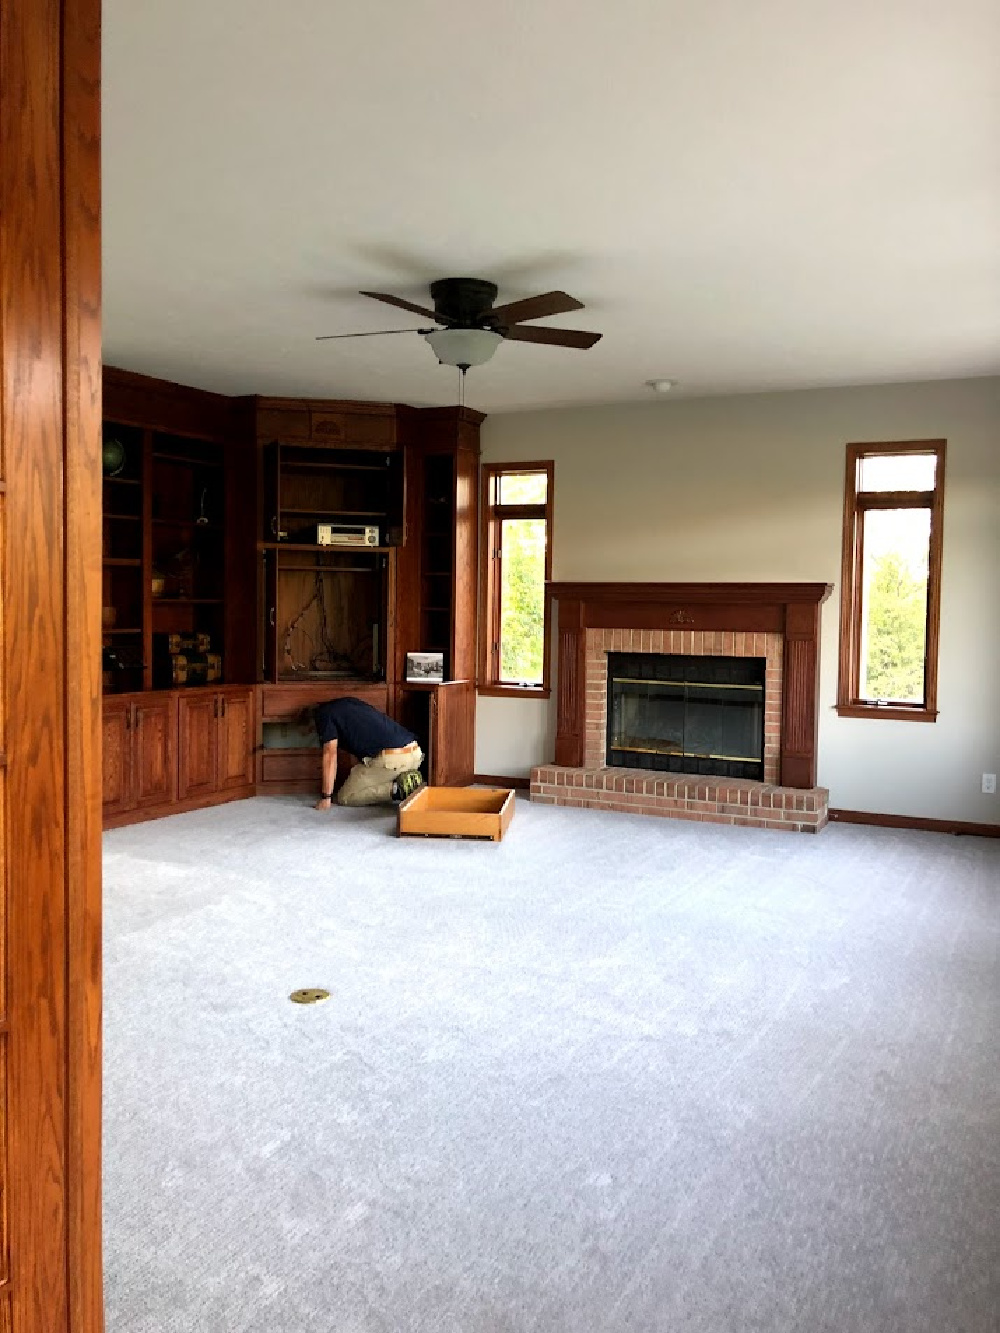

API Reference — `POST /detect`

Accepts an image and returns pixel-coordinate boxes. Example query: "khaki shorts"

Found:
[336,744,424,807]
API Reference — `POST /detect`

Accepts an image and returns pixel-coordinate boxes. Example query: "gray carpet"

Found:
[103,796,1000,1333]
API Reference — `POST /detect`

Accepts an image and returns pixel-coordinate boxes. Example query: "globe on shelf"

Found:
[101,437,126,477]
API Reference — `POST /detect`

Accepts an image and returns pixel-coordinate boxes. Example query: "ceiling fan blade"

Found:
[359,290,452,323]
[502,324,602,349]
[315,327,430,341]
[490,290,584,325]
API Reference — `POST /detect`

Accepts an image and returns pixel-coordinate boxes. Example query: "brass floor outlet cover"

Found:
[289,988,330,1005]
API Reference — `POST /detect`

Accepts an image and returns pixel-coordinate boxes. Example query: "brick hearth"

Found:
[530,766,829,833]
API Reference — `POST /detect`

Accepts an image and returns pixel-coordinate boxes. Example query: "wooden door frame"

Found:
[2,0,104,1330]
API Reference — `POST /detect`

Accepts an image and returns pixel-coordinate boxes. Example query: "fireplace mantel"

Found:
[547,581,834,789]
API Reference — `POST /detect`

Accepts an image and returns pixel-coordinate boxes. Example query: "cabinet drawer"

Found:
[260,750,320,783]
[260,683,388,720]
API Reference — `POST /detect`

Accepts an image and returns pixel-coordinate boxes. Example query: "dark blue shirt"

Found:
[313,697,416,759]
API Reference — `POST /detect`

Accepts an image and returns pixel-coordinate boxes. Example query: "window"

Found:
[479,462,554,696]
[837,441,946,721]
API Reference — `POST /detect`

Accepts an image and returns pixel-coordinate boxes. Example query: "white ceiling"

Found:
[103,1,1000,414]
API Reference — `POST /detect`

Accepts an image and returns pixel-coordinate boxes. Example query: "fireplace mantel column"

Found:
[779,600,823,789]
[554,598,585,767]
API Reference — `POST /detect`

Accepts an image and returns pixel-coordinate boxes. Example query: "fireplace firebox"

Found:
[606,652,766,780]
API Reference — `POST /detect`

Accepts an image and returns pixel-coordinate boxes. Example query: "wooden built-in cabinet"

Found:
[101,376,485,828]
[103,686,255,828]
[102,694,176,818]
[178,688,255,800]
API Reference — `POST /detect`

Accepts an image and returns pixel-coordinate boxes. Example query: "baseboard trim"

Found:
[829,808,1000,838]
[473,773,530,790]
[103,785,254,830]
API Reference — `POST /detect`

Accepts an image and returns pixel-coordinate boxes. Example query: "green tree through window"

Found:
[499,517,546,682]
[863,551,928,702]
[481,463,553,692]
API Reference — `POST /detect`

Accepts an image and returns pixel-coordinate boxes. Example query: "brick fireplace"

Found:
[530,582,833,833]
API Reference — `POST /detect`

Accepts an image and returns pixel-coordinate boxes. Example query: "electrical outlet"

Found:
[983,773,997,795]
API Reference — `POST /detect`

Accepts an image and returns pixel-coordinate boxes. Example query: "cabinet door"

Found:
[178,693,219,800]
[218,689,254,790]
[133,696,176,809]
[102,699,133,816]
[385,447,406,546]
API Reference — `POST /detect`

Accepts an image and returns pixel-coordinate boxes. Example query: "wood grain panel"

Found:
[451,444,479,683]
[429,680,475,786]
[583,602,785,633]
[781,603,822,788]
[548,581,833,607]
[101,704,131,817]
[62,0,104,1322]
[133,698,176,809]
[0,1036,8,1286]
[218,689,254,790]
[104,367,231,443]
[554,622,584,768]
[260,751,322,785]
[259,682,387,719]
[177,695,218,800]
[3,1,71,1327]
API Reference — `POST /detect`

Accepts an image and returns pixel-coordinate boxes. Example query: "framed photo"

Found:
[406,651,444,683]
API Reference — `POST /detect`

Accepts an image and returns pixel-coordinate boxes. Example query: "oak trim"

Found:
[472,773,531,790]
[829,809,998,838]
[479,461,554,694]
[62,0,104,1326]
[835,704,938,723]
[836,440,945,720]
[476,684,551,700]
[547,582,833,606]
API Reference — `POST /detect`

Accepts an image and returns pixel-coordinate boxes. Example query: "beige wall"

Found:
[475,376,1000,825]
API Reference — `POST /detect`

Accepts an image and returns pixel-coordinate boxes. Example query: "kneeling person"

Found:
[314,697,422,810]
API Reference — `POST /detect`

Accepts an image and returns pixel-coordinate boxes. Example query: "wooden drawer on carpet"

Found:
[397,786,515,842]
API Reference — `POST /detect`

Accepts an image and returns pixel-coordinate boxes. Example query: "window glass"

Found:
[499,516,546,683]
[859,507,930,703]
[498,471,547,506]
[858,453,936,492]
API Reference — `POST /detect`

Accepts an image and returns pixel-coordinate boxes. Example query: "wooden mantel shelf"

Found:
[547,580,835,790]
[548,581,834,605]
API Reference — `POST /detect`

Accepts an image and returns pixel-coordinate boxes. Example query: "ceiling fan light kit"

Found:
[318,276,603,375]
[424,327,502,370]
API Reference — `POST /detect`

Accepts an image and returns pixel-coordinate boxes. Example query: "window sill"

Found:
[835,703,938,723]
[477,683,550,700]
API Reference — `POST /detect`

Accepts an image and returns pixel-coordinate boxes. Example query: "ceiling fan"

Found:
[316,277,602,371]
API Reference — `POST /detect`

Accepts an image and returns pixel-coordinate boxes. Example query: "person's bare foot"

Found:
[314,796,332,811]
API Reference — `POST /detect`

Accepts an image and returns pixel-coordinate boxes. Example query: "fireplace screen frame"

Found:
[606,652,766,780]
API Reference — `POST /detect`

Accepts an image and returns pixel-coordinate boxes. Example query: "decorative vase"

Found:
[102,437,126,477]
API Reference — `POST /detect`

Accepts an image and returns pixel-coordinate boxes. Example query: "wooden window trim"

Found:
[836,440,946,722]
[478,461,554,697]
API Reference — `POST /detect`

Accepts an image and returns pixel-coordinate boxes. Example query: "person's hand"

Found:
[314,795,332,811]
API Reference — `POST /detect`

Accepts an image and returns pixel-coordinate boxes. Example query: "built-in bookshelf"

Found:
[101,422,230,692]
